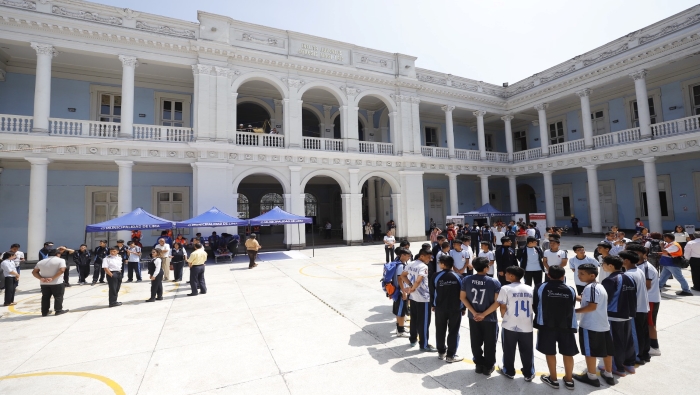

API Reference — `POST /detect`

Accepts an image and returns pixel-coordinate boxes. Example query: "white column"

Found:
[411,97,422,155]
[273,99,284,134]
[347,168,363,244]
[30,43,57,133]
[116,160,134,241]
[286,166,305,247]
[478,174,489,206]
[576,88,594,149]
[26,157,50,258]
[508,175,518,212]
[447,172,459,215]
[118,55,138,138]
[344,105,360,152]
[228,92,238,133]
[192,162,236,236]
[375,178,382,222]
[502,115,514,162]
[442,105,456,158]
[640,157,662,232]
[391,193,402,238]
[630,70,652,139]
[192,65,212,141]
[213,67,230,141]
[388,111,399,151]
[584,165,602,234]
[367,177,377,222]
[534,103,549,156]
[474,110,487,160]
[542,170,556,227]
[323,104,333,138]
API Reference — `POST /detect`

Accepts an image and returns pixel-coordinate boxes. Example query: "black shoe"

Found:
[573,373,599,387]
[599,371,616,386]
[109,302,122,307]
[145,299,155,302]
[99,281,106,284]
[642,356,651,363]
[541,375,560,389]
[677,291,693,296]
[662,284,670,288]
[474,365,484,374]
[55,309,69,315]
[91,282,96,286]
[42,313,48,317]
[200,292,207,294]
[187,293,198,296]
[635,359,646,365]
[65,283,72,287]
[563,379,575,390]
[692,287,700,291]
[482,365,495,376]
[155,297,163,301]
[126,280,133,283]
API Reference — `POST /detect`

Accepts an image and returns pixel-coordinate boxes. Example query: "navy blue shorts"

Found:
[536,328,579,356]
[579,327,614,357]
[393,297,408,317]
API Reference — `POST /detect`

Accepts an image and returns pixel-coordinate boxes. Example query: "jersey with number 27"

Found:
[497,282,534,332]
[460,274,501,322]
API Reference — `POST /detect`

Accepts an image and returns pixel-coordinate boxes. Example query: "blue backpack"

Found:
[381,260,402,299]
[534,228,542,239]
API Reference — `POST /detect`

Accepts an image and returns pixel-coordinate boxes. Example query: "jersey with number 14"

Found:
[460,274,501,322]
[497,282,534,332]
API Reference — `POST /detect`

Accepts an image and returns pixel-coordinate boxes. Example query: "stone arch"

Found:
[378,108,390,129]
[358,112,368,130]
[232,167,290,195]
[297,81,347,106]
[231,71,289,98]
[237,97,274,118]
[353,89,397,112]
[358,171,401,193]
[301,103,324,124]
[300,169,350,194]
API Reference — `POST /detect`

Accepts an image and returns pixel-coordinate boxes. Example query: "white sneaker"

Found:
[396,331,409,338]
[446,355,464,363]
[438,353,446,360]
[649,347,661,356]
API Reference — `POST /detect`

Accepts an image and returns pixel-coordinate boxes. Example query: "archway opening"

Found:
[357,94,392,143]
[236,79,283,133]
[302,108,321,137]
[237,102,271,133]
[300,87,340,140]
[361,176,396,242]
[304,176,343,244]
[237,174,286,249]
[517,184,538,214]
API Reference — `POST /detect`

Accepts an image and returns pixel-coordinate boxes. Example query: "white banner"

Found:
[529,213,547,239]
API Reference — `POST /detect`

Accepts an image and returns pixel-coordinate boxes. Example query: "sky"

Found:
[93,0,698,85]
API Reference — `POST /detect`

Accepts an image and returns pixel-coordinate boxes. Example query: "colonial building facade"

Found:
[1,0,700,254]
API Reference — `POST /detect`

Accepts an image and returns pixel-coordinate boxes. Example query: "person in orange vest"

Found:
[131,230,142,241]
[658,233,692,296]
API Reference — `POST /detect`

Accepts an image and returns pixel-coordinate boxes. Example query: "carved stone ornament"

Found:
[192,64,212,75]
[118,55,139,68]
[186,151,195,158]
[376,161,382,167]
[119,8,139,20]
[667,143,678,150]
[66,146,77,154]
[135,21,196,38]
[0,0,36,11]
[365,161,372,166]
[322,158,329,164]
[359,55,388,67]
[439,164,445,169]
[30,43,58,58]
[638,14,700,44]
[540,65,576,83]
[340,85,361,97]
[168,151,177,157]
[533,103,549,111]
[298,156,305,162]
[416,74,447,85]
[592,156,599,161]
[207,151,216,158]
[333,158,340,164]
[150,150,160,157]
[245,154,253,160]
[634,148,643,155]
[272,155,280,161]
[537,164,543,169]
[582,44,628,66]
[229,153,237,159]
[688,140,698,147]
[604,153,613,159]
[456,165,462,170]
[310,157,317,164]
[130,149,139,156]
[448,165,454,170]
[283,78,305,89]
[579,157,587,163]
[411,162,417,168]
[355,160,362,165]
[528,166,534,170]
[629,70,647,81]
[386,162,392,167]
[546,163,553,167]
[52,5,123,26]
[109,148,120,155]
[567,159,575,164]
[557,161,564,166]
[430,164,436,169]
[619,151,628,157]
[241,32,278,46]
[258,154,266,161]
[89,147,98,154]
[650,146,658,152]
[345,159,351,165]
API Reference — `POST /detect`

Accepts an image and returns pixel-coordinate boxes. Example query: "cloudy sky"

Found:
[94,0,698,84]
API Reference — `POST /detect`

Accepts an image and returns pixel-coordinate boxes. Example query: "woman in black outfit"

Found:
[171,242,187,282]
[145,249,163,302]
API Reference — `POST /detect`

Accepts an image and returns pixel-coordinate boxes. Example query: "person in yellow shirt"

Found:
[186,243,207,296]
[245,234,262,269]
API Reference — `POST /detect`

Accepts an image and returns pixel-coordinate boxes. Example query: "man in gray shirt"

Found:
[32,249,68,316]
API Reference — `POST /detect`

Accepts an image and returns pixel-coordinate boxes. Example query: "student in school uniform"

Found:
[478,241,496,277]
[626,242,661,358]
[449,239,471,277]
[392,248,412,337]
[543,238,568,273]
[495,237,517,285]
[596,242,613,282]
[145,249,164,302]
[2,252,19,306]
[434,241,451,273]
[601,255,638,376]
[469,224,481,254]
[569,245,600,295]
[400,249,436,352]
[497,266,535,382]
[460,257,502,376]
[432,255,465,363]
[102,247,124,308]
[619,250,650,366]
[533,265,579,390]
[573,263,615,387]
[516,237,545,287]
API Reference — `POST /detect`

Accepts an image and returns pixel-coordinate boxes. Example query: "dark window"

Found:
[562,196,571,217]
[333,115,341,139]
[425,127,438,146]
[237,103,271,132]
[641,191,669,217]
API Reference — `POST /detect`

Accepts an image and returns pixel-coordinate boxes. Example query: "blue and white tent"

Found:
[247,206,314,255]
[458,203,517,217]
[85,208,174,232]
[174,207,248,228]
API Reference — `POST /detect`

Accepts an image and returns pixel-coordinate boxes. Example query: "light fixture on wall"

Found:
[67,108,76,112]
[571,129,577,133]
[139,114,146,117]
[669,106,677,110]
[534,138,539,141]
[612,120,619,123]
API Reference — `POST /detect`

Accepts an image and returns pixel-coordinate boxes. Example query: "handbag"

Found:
[672,256,689,269]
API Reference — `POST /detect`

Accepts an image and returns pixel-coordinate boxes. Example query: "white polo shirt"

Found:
[35,257,67,285]
[102,255,123,271]
[155,243,171,258]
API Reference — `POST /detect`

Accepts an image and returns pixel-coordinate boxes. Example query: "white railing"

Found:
[303,137,343,152]
[235,132,285,148]
[567,139,586,152]
[359,141,393,155]
[49,119,120,138]
[0,115,33,133]
[651,115,700,137]
[133,125,194,142]
[454,148,482,161]
[485,151,510,162]
[513,147,543,162]
[421,146,449,158]
[593,127,641,148]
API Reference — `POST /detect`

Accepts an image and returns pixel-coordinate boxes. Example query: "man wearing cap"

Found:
[32,249,68,316]
[400,249,437,352]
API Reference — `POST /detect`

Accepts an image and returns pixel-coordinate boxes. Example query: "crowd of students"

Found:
[383,227,700,389]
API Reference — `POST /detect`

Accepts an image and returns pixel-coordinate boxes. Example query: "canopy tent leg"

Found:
[312,225,315,257]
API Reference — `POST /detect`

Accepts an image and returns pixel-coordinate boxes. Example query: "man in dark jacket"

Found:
[431,255,465,363]
[72,244,91,285]
[516,237,545,287]
[602,254,638,375]
[495,237,517,285]
[38,241,54,260]
[92,240,108,285]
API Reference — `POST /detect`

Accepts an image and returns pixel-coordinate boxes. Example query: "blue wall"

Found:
[0,168,192,254]
[660,81,686,122]
[0,72,35,116]
[608,97,627,132]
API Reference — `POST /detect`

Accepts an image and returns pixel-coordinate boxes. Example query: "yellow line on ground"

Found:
[0,371,125,395]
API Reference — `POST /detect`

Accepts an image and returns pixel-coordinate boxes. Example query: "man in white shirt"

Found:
[685,232,700,291]
[155,238,172,281]
[32,249,68,316]
[568,245,599,295]
[478,241,496,277]
[626,243,661,357]
[102,247,124,307]
[543,238,568,272]
[400,249,436,352]
[493,227,506,248]
[449,239,471,276]
[126,241,142,283]
[8,243,24,288]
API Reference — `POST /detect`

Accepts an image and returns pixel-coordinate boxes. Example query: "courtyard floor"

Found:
[0,236,698,394]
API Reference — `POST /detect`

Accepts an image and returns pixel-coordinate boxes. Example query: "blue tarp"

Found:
[458,203,517,217]
[174,207,249,228]
[248,206,312,226]
[85,208,174,232]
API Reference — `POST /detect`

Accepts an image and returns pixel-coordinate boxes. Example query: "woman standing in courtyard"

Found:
[145,249,163,302]
[384,230,396,263]
[171,242,187,282]
[245,234,261,269]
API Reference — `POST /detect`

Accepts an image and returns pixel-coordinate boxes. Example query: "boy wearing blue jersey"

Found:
[460,257,502,375]
[533,265,578,390]
[601,254,637,376]
[497,266,535,381]
[573,263,615,387]
[432,255,465,363]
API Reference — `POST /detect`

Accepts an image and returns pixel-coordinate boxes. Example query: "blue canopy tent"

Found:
[174,207,249,228]
[247,206,315,256]
[85,207,175,247]
[458,203,517,219]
